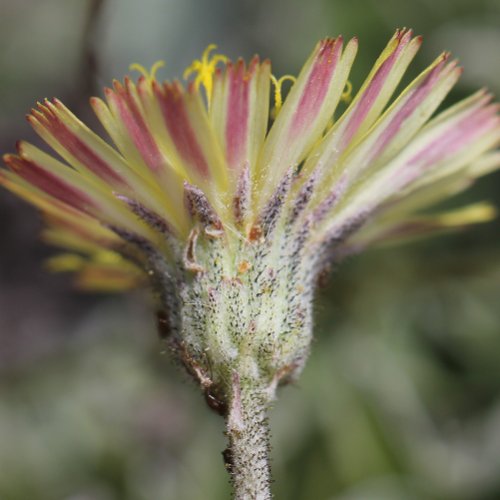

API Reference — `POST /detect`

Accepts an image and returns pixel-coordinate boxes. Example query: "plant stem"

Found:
[224,372,272,500]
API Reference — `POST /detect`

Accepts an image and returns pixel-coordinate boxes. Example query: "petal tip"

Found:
[3,153,15,164]
[89,96,100,107]
[15,140,25,154]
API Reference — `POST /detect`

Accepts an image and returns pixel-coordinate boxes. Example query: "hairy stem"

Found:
[224,372,272,500]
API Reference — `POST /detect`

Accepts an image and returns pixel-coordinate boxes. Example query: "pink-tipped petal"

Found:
[4,142,159,240]
[320,97,500,240]
[210,55,271,189]
[405,103,499,174]
[256,36,358,209]
[4,153,94,213]
[225,60,251,170]
[153,80,230,218]
[302,29,422,181]
[288,38,344,139]
[156,82,211,178]
[339,29,417,148]
[365,56,456,161]
[106,80,166,173]
[314,55,462,200]
[30,100,126,186]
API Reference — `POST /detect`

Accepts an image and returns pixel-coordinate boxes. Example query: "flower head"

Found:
[1,29,499,398]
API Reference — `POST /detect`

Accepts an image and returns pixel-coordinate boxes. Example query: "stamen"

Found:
[183,44,229,106]
[150,60,166,80]
[270,74,296,116]
[129,60,166,82]
[340,80,353,103]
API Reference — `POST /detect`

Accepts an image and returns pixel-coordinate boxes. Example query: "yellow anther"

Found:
[45,254,86,273]
[183,44,229,106]
[270,74,296,116]
[94,250,122,265]
[129,60,166,82]
[341,80,353,104]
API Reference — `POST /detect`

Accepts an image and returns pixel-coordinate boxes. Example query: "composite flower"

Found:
[1,29,499,498]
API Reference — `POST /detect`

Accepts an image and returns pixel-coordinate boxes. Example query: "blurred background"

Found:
[1,0,500,498]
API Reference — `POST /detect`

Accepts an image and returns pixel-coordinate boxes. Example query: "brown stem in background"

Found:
[80,0,106,98]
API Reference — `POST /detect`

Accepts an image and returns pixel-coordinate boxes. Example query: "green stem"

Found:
[224,372,272,500]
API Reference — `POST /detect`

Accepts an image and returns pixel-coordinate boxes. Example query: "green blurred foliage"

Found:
[0,0,499,499]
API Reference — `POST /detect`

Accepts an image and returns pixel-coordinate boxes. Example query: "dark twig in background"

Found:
[79,0,107,100]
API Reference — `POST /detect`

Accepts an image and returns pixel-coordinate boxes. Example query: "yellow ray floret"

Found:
[45,253,88,272]
[45,250,144,292]
[433,202,497,226]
